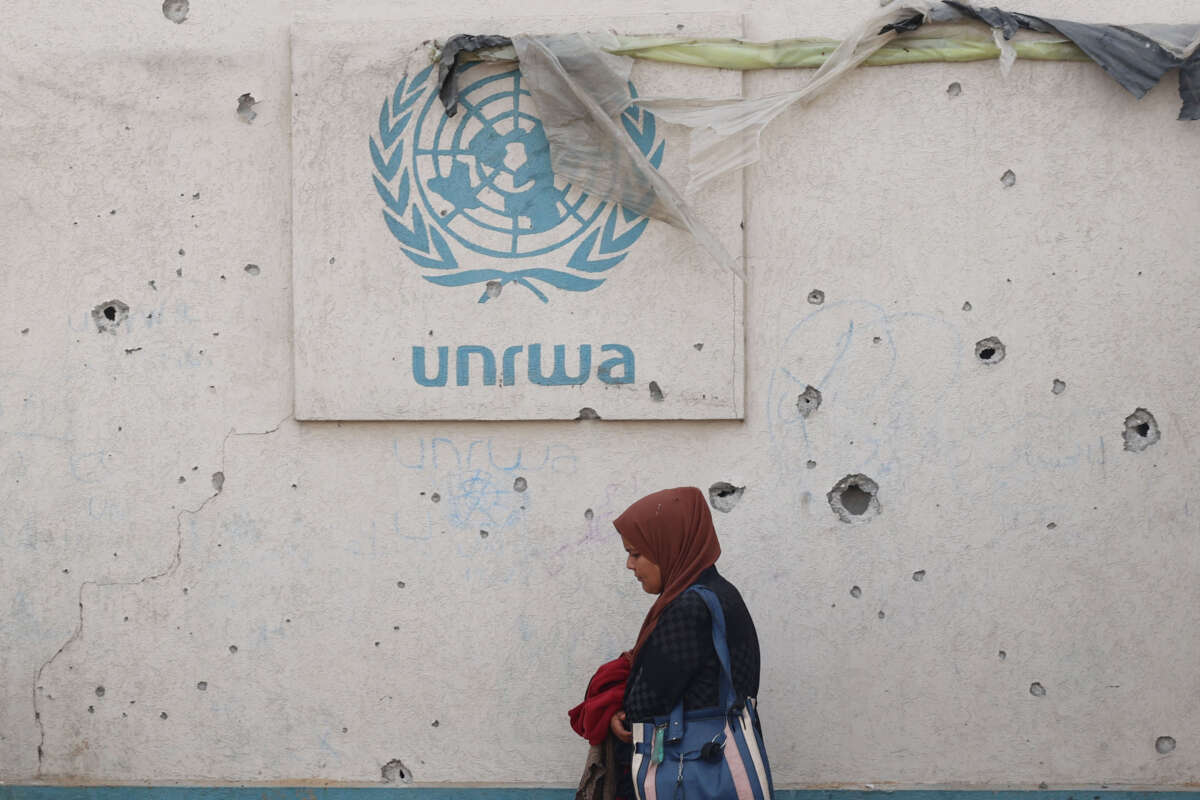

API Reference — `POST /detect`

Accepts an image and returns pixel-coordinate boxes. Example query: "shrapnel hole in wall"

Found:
[708,482,745,513]
[162,0,188,23]
[796,385,822,418]
[827,474,880,523]
[1123,408,1160,451]
[975,336,1005,364]
[381,759,412,783]
[237,93,258,123]
[92,300,129,333]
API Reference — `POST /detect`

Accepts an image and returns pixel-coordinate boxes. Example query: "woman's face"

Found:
[622,537,663,594]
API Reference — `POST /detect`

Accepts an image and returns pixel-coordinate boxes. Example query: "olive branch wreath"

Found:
[370,65,664,303]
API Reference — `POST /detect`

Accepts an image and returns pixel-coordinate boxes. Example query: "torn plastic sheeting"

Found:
[433,3,1200,271]
[625,4,1200,188]
[939,2,1197,103]
[510,33,742,280]
[634,1,938,195]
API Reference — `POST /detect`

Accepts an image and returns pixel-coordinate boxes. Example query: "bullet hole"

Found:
[228,645,238,654]
[1052,379,1066,395]
[178,248,186,256]
[962,301,972,311]
[694,343,704,351]
[211,472,224,492]
[396,581,406,588]
[92,300,129,333]
[160,712,168,720]
[975,337,1005,365]
[877,610,886,619]
[850,586,862,598]
[479,529,489,539]
[196,681,207,691]
[806,460,816,469]
[947,81,962,97]
[237,93,258,124]
[342,727,348,733]
[88,706,94,714]
[1039,784,1048,791]
[1001,169,1016,188]
[796,385,822,418]
[162,0,189,23]
[178,476,186,484]
[999,650,1006,660]
[244,264,260,276]
[484,280,502,299]
[1046,522,1057,530]
[649,381,664,402]
[148,280,157,291]
[807,289,825,305]
[512,477,527,493]
[708,482,745,513]
[381,759,412,783]
[1156,736,1176,754]
[584,508,594,520]
[21,328,29,334]
[124,347,142,355]
[95,686,105,698]
[828,474,881,523]
[430,493,441,503]
[374,641,380,647]
[176,268,182,277]
[575,407,601,420]
[1030,682,1046,697]
[1122,408,1160,452]
[912,570,926,582]
[192,192,200,200]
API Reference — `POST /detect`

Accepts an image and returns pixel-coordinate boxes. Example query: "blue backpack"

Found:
[632,585,774,800]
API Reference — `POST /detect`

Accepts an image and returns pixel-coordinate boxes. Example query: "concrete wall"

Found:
[2,0,1198,788]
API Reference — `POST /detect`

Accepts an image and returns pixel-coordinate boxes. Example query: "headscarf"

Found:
[613,487,721,661]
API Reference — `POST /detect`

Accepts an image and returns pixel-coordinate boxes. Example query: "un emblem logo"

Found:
[371,64,664,303]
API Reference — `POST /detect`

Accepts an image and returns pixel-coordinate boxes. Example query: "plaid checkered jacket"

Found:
[623,566,761,722]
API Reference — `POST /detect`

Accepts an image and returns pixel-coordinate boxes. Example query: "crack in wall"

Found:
[30,415,291,775]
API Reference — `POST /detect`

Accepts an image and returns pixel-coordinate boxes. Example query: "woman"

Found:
[616,487,764,798]
[570,487,764,800]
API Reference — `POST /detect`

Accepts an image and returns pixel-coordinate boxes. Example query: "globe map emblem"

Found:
[414,68,603,258]
[371,63,664,302]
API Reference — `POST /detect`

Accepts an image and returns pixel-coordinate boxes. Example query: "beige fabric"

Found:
[576,739,620,800]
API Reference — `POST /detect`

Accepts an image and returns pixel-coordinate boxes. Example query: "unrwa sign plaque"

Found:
[292,16,745,420]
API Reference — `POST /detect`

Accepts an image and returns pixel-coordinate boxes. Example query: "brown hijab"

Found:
[614,487,721,661]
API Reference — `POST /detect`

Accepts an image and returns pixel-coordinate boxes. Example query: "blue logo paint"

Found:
[412,343,635,387]
[371,65,664,303]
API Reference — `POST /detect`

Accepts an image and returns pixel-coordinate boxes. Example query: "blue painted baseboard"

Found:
[5,789,1200,800]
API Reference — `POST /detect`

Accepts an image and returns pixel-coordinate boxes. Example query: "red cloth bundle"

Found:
[568,655,632,745]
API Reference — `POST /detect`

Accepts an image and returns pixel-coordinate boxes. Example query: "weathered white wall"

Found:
[2,0,1199,788]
